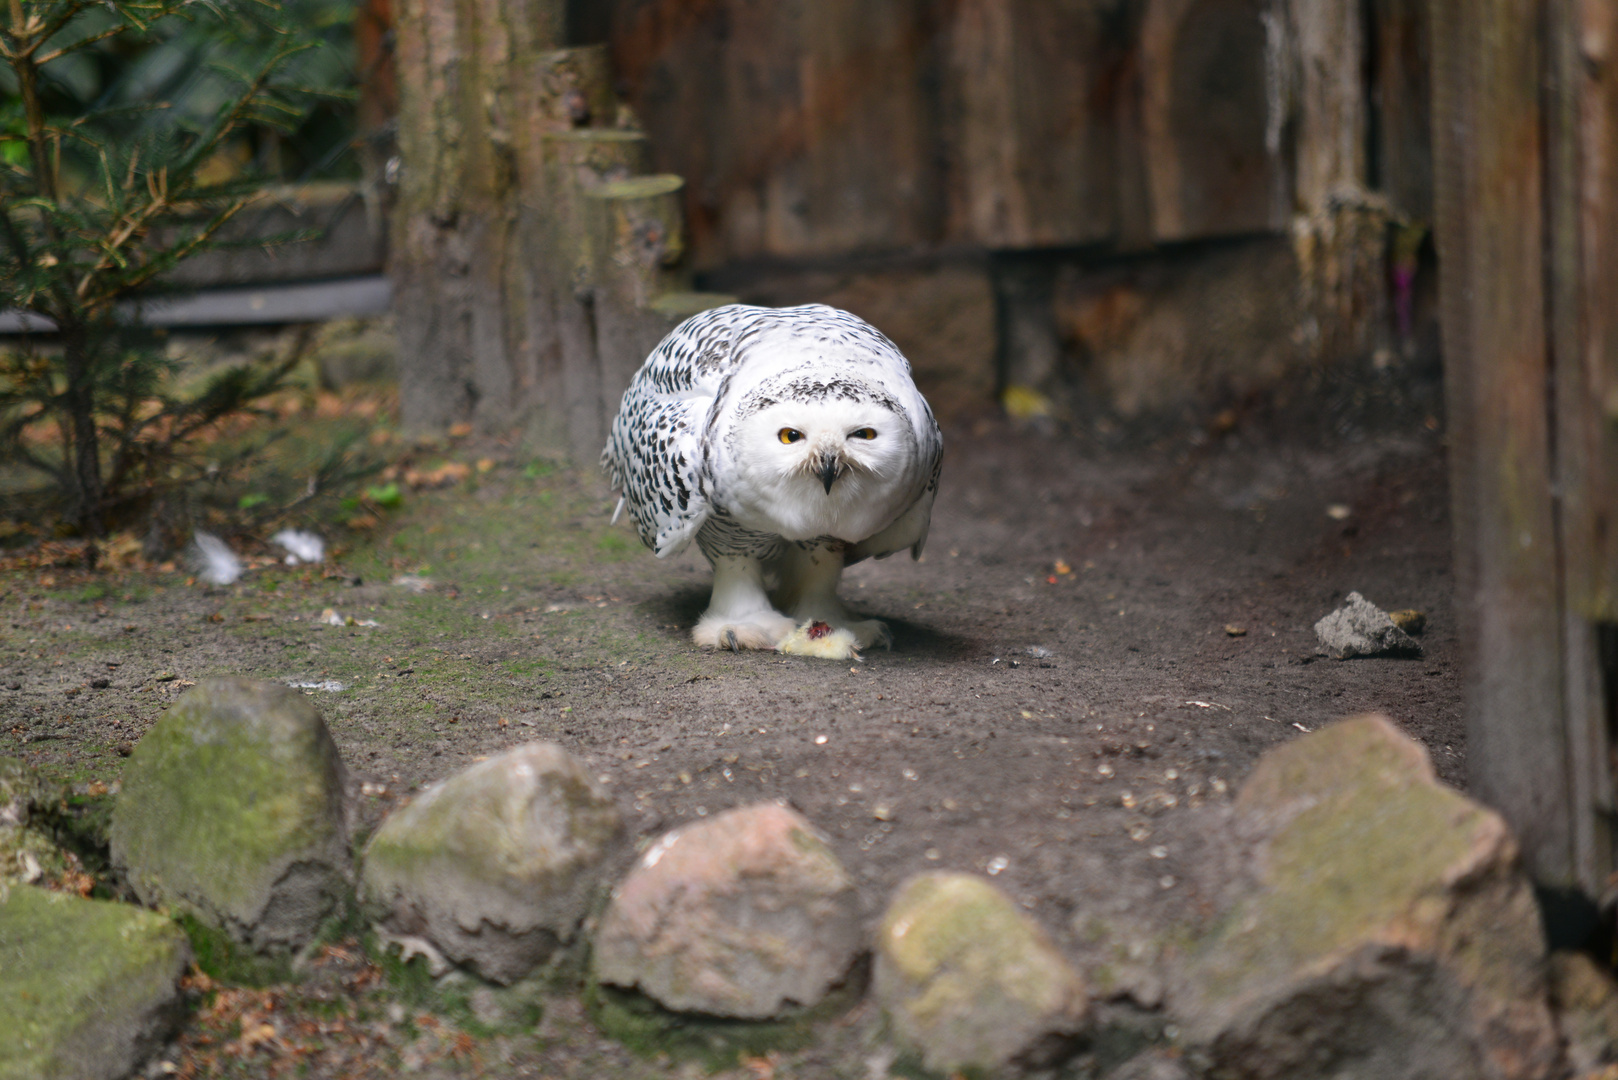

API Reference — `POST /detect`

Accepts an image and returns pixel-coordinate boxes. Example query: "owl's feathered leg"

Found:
[771,543,891,658]
[692,555,798,651]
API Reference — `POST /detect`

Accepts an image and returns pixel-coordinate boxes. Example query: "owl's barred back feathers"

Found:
[602,304,943,562]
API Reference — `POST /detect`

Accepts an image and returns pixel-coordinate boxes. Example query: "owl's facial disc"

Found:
[740,397,904,518]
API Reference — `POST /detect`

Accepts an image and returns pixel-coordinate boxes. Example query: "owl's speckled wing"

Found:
[603,303,943,560]
[601,305,748,557]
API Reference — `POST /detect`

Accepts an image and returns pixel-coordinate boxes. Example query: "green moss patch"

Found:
[0,884,191,1080]
[109,679,351,949]
[585,959,868,1071]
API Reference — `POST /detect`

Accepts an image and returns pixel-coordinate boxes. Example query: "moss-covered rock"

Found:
[1549,950,1618,1076]
[0,757,70,885]
[0,883,192,1080]
[0,756,54,827]
[360,741,624,985]
[593,803,860,1019]
[1176,714,1559,1080]
[109,678,351,951]
[874,871,1087,1075]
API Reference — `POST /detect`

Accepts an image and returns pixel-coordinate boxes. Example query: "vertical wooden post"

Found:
[1433,0,1618,894]
[1552,0,1618,888]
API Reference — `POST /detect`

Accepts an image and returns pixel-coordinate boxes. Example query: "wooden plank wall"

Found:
[1554,0,1618,889]
[1433,0,1618,893]
[604,0,1286,268]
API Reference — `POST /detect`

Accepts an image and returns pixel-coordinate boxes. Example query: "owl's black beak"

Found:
[816,453,843,494]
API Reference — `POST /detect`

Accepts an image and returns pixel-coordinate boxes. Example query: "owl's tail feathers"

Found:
[611,496,626,525]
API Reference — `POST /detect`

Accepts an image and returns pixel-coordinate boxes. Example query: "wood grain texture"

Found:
[941,0,1118,248]
[609,0,1280,262]
[1556,0,1618,883]
[1370,0,1433,223]
[1570,0,1618,622]
[1139,0,1281,241]
[1433,0,1577,886]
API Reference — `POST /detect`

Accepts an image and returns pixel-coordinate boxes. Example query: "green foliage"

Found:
[33,788,117,892]
[178,911,297,988]
[0,0,358,536]
[364,481,402,508]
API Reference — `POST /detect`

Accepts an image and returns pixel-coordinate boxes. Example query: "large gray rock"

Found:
[1176,714,1560,1080]
[1314,591,1422,658]
[360,742,624,985]
[874,871,1088,1075]
[0,883,192,1080]
[593,802,860,1018]
[109,679,351,951]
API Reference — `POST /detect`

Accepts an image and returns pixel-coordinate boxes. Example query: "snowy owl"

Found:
[602,304,943,660]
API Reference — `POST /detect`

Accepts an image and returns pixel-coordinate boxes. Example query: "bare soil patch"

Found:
[0,413,1457,1077]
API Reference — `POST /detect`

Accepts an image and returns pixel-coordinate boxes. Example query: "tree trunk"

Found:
[59,322,106,537]
[390,4,732,458]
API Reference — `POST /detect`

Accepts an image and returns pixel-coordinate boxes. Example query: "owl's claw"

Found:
[842,618,890,651]
[693,613,798,651]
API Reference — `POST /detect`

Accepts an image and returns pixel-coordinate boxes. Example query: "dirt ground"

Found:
[0,405,1458,1076]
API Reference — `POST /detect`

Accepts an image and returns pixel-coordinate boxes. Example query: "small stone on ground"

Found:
[1549,950,1618,1076]
[0,757,66,885]
[1314,591,1422,658]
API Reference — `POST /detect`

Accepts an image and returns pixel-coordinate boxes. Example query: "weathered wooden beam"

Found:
[1549,0,1618,890]
[1565,0,1618,625]
[1432,0,1580,887]
[586,175,690,444]
[1370,0,1434,223]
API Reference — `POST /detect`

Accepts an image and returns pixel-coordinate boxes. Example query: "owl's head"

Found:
[743,395,909,492]
[726,379,919,539]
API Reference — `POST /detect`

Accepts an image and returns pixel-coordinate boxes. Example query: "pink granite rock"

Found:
[592,802,860,1018]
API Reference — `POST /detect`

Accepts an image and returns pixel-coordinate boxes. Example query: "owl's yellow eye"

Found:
[852,427,877,439]
[778,428,804,444]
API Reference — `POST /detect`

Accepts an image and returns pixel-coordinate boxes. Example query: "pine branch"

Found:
[34,20,125,66]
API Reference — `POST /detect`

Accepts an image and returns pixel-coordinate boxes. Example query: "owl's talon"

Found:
[694,613,798,651]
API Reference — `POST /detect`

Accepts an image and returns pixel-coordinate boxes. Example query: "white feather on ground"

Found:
[272,529,325,565]
[191,532,243,585]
